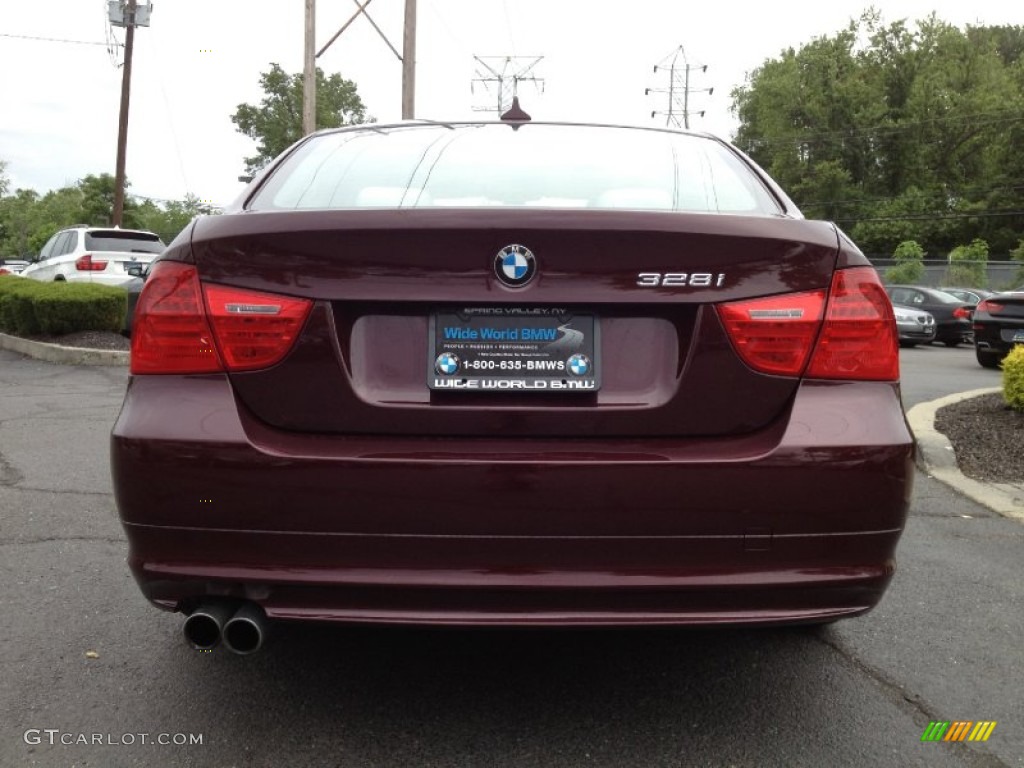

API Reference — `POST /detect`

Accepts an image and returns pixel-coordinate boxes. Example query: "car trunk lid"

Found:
[190,209,840,438]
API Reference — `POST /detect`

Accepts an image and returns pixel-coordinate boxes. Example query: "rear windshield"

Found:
[85,230,165,254]
[250,124,783,215]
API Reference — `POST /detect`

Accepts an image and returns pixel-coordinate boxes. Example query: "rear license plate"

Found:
[429,308,600,392]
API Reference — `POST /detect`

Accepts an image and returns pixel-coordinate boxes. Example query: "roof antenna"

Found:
[500,96,531,123]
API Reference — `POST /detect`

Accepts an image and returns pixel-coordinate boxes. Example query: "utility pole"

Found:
[402,0,416,118]
[111,0,146,227]
[317,0,416,119]
[645,47,712,129]
[471,56,544,115]
[303,0,316,134]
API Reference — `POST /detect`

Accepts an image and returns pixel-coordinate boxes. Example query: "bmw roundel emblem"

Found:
[494,244,537,288]
[435,352,460,376]
[567,353,590,377]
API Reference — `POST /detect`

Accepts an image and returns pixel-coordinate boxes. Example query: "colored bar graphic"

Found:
[969,722,997,742]
[944,722,971,741]
[922,721,996,743]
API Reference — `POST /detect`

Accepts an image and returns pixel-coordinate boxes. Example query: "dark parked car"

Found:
[939,287,995,306]
[111,118,913,654]
[885,285,973,346]
[973,291,1024,368]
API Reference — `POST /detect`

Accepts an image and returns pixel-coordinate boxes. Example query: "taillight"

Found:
[717,290,826,376]
[203,284,312,371]
[718,267,898,381]
[75,254,108,271]
[131,262,222,374]
[806,267,898,381]
[977,299,1005,315]
[952,306,971,320]
[131,262,313,374]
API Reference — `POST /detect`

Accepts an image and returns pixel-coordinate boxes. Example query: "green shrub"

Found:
[0,277,126,335]
[943,238,989,288]
[1004,346,1024,413]
[0,276,45,334]
[885,240,925,284]
[1012,239,1024,288]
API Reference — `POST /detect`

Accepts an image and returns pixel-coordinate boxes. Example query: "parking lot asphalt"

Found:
[0,345,1021,768]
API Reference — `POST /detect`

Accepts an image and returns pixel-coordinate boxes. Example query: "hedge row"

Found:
[0,276,127,336]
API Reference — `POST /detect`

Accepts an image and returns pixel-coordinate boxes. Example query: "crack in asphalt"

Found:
[0,536,125,546]
[815,632,1011,767]
[0,486,113,497]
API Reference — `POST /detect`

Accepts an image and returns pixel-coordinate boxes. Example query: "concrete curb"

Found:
[0,332,129,367]
[906,388,1024,523]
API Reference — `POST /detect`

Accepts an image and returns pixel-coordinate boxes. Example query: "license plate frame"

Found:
[428,308,600,393]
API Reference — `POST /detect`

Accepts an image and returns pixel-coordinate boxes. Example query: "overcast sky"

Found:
[1,1,1018,207]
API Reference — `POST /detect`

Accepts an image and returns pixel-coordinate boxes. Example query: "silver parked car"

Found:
[893,305,936,347]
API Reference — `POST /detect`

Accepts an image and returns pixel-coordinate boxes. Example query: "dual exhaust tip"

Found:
[183,602,266,655]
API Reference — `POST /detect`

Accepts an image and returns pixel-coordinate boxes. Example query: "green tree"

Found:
[135,194,218,243]
[231,63,370,175]
[885,239,926,283]
[0,175,211,258]
[0,189,41,256]
[731,13,1024,256]
[78,173,145,228]
[0,159,9,198]
[20,186,85,253]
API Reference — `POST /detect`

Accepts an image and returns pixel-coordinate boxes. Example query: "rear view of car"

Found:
[893,305,936,347]
[22,226,164,287]
[973,291,1024,367]
[111,121,914,651]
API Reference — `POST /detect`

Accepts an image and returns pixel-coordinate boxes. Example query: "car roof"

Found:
[311,118,719,142]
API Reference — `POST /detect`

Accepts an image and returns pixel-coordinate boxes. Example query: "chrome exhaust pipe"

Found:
[222,603,267,655]
[182,602,234,650]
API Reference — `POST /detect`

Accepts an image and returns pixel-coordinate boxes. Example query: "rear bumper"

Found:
[974,325,1023,356]
[63,273,135,288]
[935,319,973,343]
[111,377,914,627]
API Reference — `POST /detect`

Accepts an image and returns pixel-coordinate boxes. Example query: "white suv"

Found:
[22,226,165,287]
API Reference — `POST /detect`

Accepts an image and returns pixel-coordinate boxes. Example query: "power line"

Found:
[425,0,466,50]
[0,32,119,46]
[741,110,1024,149]
[502,0,516,56]
[800,182,1024,210]
[834,209,1024,224]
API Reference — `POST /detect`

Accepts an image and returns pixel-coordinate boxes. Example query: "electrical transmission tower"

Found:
[471,56,544,115]
[645,47,712,129]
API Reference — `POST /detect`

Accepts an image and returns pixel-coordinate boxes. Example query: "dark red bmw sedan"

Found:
[111,118,914,653]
